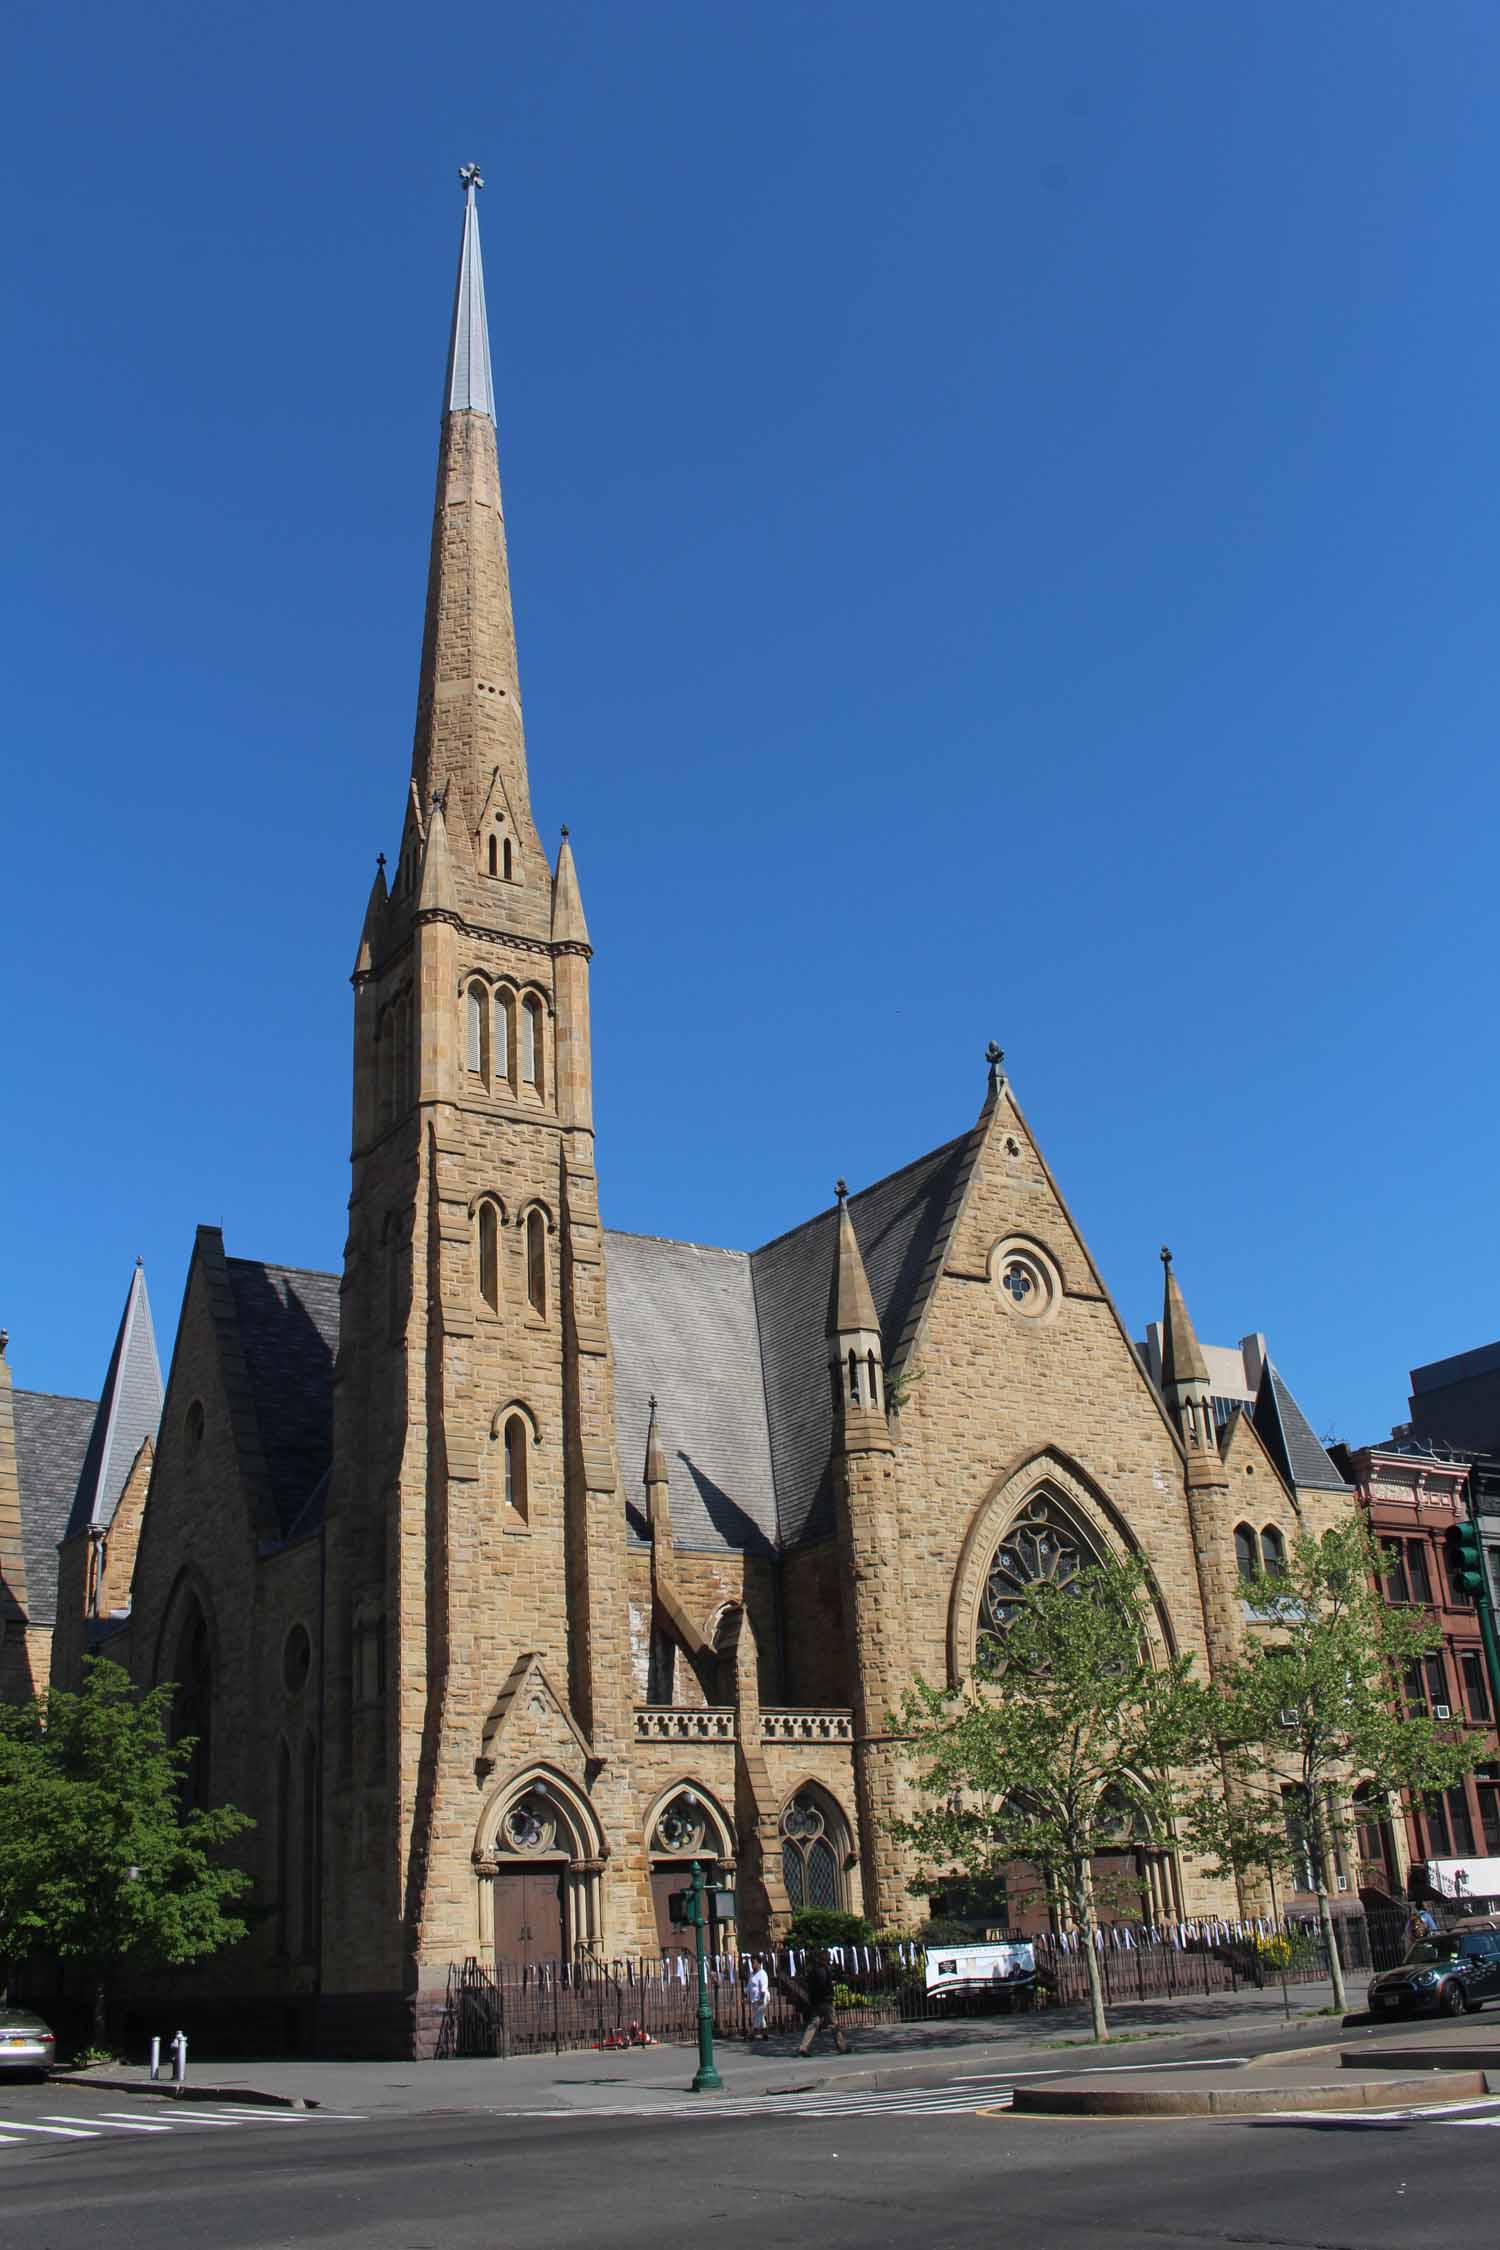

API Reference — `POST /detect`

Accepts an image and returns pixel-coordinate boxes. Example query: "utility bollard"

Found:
[149,2036,161,2082]
[170,2030,187,2088]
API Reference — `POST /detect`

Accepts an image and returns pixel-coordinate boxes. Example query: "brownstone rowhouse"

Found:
[11,178,1357,2057]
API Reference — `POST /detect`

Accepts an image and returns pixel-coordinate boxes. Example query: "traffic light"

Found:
[1453,1516,1486,1602]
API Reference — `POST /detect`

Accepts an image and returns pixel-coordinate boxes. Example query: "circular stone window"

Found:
[989,1237,1060,1322]
[282,1623,311,1695]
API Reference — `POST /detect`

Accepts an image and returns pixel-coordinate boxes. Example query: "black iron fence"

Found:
[435,1916,1348,2059]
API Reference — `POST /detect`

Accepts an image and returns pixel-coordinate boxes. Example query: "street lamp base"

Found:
[691,2063,723,2094]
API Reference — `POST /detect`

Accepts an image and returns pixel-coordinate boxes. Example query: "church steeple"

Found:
[410,163,543,915]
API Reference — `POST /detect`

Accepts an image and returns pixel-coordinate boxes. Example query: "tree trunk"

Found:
[1315,1882,1346,2013]
[1076,1868,1109,2043]
[91,1977,108,2050]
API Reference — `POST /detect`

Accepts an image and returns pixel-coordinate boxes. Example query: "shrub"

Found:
[787,1908,873,1947]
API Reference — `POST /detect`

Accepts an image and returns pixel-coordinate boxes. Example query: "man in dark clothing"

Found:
[796,1950,848,2056]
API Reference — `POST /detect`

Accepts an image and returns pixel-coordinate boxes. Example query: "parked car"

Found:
[0,2009,56,2077]
[1366,1917,1500,2019]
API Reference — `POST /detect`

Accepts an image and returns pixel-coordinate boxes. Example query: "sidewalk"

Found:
[56,1979,1343,2117]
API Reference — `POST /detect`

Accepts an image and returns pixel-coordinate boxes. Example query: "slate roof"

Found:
[63,1264,163,1542]
[750,1134,977,1547]
[11,1390,97,1625]
[1252,1362,1350,1494]
[606,1233,777,1556]
[225,1260,341,1539]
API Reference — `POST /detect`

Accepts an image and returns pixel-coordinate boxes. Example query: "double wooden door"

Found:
[491,1864,565,1968]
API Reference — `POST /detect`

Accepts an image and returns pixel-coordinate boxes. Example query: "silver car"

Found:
[0,2009,56,2077]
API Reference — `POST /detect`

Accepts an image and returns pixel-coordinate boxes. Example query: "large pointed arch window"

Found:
[979,1493,1091,1648]
[466,981,489,1077]
[522,995,543,1092]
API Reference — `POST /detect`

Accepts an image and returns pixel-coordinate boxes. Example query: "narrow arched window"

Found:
[466,982,488,1076]
[847,1348,859,1404]
[522,994,542,1089]
[494,990,512,1084]
[1234,1523,1259,1582]
[505,1415,528,1520]
[488,834,498,875]
[477,1201,500,1311]
[503,838,513,880]
[867,1350,879,1407]
[1260,1524,1287,1575]
[526,1208,547,1315]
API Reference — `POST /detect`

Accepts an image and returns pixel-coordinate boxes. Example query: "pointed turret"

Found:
[550,827,590,948]
[643,1394,672,1544]
[353,856,388,979]
[827,1182,892,1453]
[62,1261,164,1552]
[1160,1247,1211,1400]
[416,795,457,915]
[410,164,543,902]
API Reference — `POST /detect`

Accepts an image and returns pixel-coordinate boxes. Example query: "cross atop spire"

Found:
[446,161,495,418]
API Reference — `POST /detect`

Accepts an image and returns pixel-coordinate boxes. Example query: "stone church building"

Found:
[0,177,1356,2056]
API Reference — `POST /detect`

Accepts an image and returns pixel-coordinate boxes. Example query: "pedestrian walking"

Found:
[796,1949,848,2056]
[746,1956,770,2041]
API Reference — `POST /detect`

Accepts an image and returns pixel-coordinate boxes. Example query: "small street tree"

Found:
[0,1656,253,2046]
[889,1552,1205,2042]
[1184,1518,1481,2013]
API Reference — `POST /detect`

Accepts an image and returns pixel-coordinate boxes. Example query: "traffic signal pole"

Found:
[1457,1484,1500,1727]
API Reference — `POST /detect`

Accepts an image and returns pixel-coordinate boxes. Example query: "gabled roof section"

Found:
[1252,1362,1349,1494]
[63,1264,164,1543]
[752,1132,977,1546]
[606,1232,777,1556]
[12,1391,96,1625]
[225,1260,340,1540]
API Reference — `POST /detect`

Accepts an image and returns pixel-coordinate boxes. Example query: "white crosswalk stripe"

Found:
[0,2100,365,2157]
[503,2074,1017,2122]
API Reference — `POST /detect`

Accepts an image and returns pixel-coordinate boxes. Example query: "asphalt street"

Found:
[0,2054,1495,2250]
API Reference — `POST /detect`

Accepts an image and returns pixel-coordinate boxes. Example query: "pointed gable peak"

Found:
[1159,1247,1210,1395]
[827,1181,880,1339]
[445,164,495,419]
[64,1262,164,1543]
[551,826,590,946]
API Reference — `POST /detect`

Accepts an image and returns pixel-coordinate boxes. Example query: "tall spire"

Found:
[1158,1246,1211,1396]
[62,1262,164,1545]
[409,164,542,904]
[445,164,495,418]
[827,1181,880,1339]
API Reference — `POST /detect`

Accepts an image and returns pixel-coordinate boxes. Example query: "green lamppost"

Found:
[687,1860,722,2093]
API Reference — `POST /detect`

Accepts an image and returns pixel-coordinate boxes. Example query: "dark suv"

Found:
[1366,1918,1500,2019]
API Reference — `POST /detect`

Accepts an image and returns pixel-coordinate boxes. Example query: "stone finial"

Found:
[1160,1244,1172,1268]
[835,1178,848,1203]
[0,1330,8,1359]
[459,161,485,193]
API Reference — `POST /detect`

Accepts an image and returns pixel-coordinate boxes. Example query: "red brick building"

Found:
[1335,1438,1500,1902]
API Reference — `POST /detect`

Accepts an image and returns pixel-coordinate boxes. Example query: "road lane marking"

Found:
[0,2120,99,2138]
[46,2114,169,2133]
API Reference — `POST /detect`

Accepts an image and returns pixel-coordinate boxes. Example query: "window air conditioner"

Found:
[1279,1708,1299,1728]
[1337,1874,1349,1892]
[1433,1704,1452,1720]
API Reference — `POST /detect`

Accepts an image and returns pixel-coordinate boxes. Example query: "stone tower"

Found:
[1157,1248,1238,1678]
[321,168,648,2054]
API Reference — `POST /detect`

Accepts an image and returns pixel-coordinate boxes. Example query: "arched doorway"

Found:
[645,1785,735,1952]
[779,1785,853,1915]
[477,1772,606,1967]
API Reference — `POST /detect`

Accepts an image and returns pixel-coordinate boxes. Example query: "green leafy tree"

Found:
[0,1657,253,2046]
[889,1553,1205,2041]
[1184,1518,1480,2013]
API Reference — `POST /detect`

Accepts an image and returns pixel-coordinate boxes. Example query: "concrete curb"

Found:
[1012,2068,1490,2118]
[51,2073,314,2110]
[1340,2042,1500,2073]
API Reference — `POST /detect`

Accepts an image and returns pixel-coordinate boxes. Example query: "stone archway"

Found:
[475,1769,607,1966]
[644,1782,736,1952]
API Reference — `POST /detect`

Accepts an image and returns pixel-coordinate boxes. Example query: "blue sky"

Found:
[5,1,1498,1446]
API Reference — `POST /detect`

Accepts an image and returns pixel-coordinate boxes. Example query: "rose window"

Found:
[501,1788,558,1854]
[980,1497,1086,1641]
[653,1791,708,1856]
